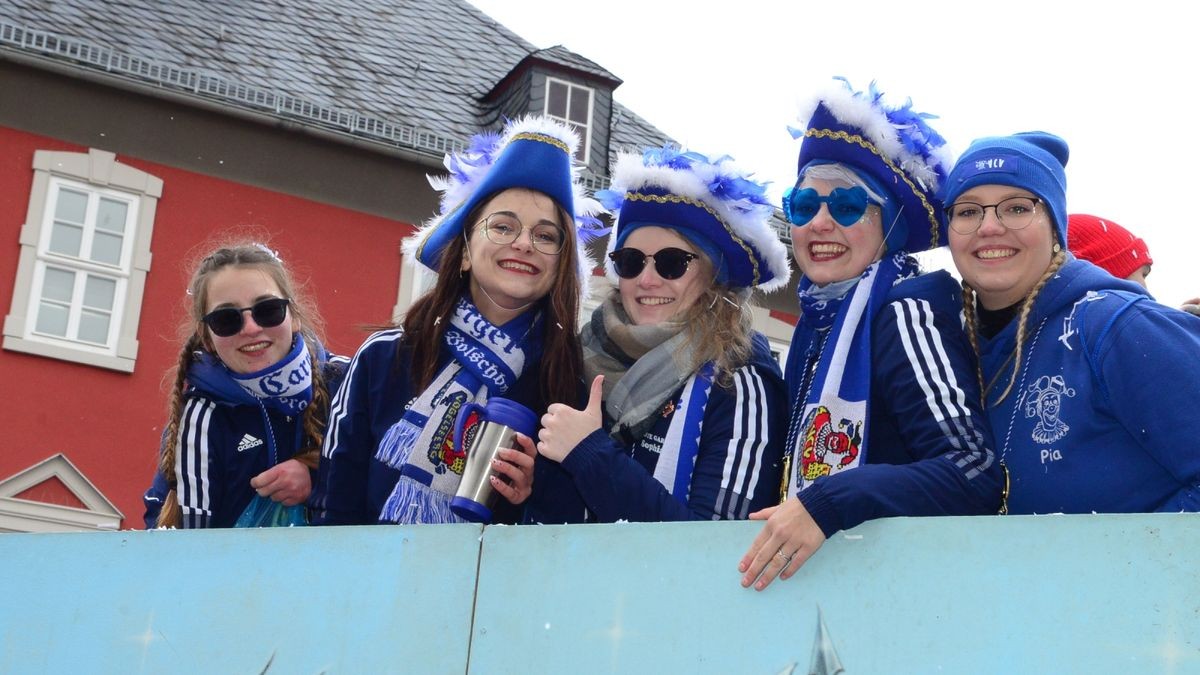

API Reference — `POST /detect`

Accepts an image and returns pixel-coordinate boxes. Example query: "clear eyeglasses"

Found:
[944,197,1042,235]
[476,213,566,255]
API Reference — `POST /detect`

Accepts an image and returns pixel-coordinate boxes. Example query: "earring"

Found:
[1052,243,1061,253]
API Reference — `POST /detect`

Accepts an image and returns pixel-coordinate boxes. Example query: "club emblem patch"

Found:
[799,405,863,482]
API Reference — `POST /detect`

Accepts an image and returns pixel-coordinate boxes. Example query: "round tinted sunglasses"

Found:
[782,186,872,227]
[608,247,698,280]
[202,297,290,337]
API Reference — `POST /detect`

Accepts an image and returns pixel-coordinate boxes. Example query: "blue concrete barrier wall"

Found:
[1,514,1197,674]
[0,524,484,673]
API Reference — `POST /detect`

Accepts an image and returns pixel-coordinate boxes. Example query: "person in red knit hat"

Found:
[1067,213,1153,289]
[1068,213,1200,315]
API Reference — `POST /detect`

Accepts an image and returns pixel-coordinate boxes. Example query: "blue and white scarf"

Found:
[188,333,318,466]
[784,253,917,499]
[375,298,542,524]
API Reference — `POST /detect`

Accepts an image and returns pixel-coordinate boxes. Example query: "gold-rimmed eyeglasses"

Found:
[475,212,566,255]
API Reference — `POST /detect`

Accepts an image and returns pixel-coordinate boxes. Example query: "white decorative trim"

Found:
[0,453,124,532]
[544,77,594,165]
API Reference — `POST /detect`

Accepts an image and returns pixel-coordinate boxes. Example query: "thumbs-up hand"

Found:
[537,375,604,463]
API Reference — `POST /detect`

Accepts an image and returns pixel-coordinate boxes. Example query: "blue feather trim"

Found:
[832,77,947,165]
[601,145,774,215]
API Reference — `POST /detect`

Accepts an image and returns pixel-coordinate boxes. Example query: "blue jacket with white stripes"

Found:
[141,355,348,529]
[310,329,544,525]
[790,270,1004,537]
[525,332,786,523]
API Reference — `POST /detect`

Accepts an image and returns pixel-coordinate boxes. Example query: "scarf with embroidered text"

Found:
[374,297,541,523]
[188,333,318,467]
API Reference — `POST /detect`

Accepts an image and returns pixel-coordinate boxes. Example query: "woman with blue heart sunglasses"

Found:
[740,80,1003,591]
[142,241,347,529]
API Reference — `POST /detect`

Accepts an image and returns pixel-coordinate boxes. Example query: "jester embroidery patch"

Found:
[1018,375,1076,444]
[799,405,863,482]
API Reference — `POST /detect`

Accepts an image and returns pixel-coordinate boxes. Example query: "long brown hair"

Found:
[401,195,584,408]
[155,241,331,528]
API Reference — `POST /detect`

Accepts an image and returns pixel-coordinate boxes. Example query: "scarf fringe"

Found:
[375,416,426,467]
[379,476,465,524]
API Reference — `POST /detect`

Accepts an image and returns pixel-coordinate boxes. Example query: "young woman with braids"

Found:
[142,242,346,528]
[311,116,601,525]
[528,146,790,524]
[944,131,1200,516]
[739,81,1002,591]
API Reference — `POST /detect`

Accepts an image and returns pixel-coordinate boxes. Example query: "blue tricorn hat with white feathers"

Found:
[793,79,954,252]
[596,146,792,292]
[403,115,606,286]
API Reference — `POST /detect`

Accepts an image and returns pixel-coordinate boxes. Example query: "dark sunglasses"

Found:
[608,247,698,280]
[782,186,872,227]
[202,297,290,337]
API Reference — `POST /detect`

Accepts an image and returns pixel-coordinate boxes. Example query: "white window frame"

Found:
[3,149,162,372]
[394,247,437,323]
[544,77,594,165]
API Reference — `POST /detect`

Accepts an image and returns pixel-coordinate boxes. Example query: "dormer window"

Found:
[544,77,593,164]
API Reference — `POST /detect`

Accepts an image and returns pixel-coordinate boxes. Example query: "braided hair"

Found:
[154,242,330,528]
[962,246,1068,407]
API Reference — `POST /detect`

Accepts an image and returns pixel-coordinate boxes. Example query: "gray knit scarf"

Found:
[580,295,698,445]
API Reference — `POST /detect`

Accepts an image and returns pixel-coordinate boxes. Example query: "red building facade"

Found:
[0,125,416,530]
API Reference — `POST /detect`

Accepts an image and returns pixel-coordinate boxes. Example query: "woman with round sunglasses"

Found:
[311,116,603,525]
[142,241,347,528]
[739,81,1003,590]
[526,146,792,523]
[944,131,1200,516]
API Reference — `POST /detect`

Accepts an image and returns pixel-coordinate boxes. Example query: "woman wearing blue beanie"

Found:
[944,130,1200,515]
[740,80,1003,591]
[526,146,791,523]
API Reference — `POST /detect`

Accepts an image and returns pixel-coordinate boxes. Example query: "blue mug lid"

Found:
[450,496,492,523]
[480,397,537,437]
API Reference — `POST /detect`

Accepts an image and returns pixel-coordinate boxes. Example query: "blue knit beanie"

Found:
[942,131,1070,245]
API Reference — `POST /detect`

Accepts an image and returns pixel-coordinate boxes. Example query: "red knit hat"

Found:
[1067,213,1153,280]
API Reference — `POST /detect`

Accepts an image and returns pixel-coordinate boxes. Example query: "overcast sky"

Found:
[468,0,1198,306]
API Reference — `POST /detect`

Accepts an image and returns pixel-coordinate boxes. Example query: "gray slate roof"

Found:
[0,0,671,174]
[525,46,622,87]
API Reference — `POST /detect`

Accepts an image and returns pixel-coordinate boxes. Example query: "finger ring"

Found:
[775,549,791,563]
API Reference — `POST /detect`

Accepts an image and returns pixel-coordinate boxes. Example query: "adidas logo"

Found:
[237,434,264,452]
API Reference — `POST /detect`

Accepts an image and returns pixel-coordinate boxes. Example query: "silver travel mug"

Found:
[450,397,537,523]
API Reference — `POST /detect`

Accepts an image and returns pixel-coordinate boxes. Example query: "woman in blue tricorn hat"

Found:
[740,80,1004,590]
[528,147,792,523]
[312,115,604,525]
